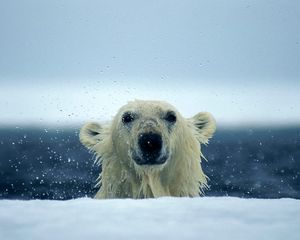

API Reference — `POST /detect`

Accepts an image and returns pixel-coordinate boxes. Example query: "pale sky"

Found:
[0,1,299,126]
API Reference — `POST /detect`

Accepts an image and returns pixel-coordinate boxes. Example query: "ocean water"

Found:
[0,126,299,199]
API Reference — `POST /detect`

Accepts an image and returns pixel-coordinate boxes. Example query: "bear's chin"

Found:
[131,150,169,167]
[133,159,168,175]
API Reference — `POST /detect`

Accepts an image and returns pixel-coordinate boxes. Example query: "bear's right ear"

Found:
[190,112,216,144]
[79,122,102,149]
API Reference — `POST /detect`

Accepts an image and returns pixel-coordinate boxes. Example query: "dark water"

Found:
[0,126,299,199]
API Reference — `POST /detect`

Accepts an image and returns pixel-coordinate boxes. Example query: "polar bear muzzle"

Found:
[131,132,169,165]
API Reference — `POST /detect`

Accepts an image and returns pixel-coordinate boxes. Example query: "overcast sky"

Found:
[0,1,299,126]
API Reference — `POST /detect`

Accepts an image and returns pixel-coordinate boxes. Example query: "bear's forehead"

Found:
[120,100,176,114]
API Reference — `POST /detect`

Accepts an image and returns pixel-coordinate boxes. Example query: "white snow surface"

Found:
[0,197,299,240]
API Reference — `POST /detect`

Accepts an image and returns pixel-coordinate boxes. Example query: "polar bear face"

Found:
[111,101,180,168]
[80,100,216,172]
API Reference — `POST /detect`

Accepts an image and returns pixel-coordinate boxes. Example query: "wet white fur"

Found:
[80,100,216,199]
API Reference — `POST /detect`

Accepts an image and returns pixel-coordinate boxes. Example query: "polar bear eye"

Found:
[122,112,135,124]
[164,111,176,123]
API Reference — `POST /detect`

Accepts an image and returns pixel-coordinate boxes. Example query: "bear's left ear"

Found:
[79,122,102,150]
[190,112,216,144]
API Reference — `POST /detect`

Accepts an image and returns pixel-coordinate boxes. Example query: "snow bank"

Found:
[0,197,299,240]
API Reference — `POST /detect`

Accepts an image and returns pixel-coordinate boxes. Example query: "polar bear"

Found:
[80,100,216,199]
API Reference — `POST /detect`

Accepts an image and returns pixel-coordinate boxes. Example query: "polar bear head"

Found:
[80,100,216,198]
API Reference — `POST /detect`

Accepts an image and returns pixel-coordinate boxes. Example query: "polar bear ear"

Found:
[79,122,102,149]
[191,112,216,144]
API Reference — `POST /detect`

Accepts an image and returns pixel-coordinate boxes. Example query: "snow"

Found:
[0,197,299,240]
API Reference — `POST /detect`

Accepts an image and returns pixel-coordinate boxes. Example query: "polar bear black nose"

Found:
[138,133,162,163]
